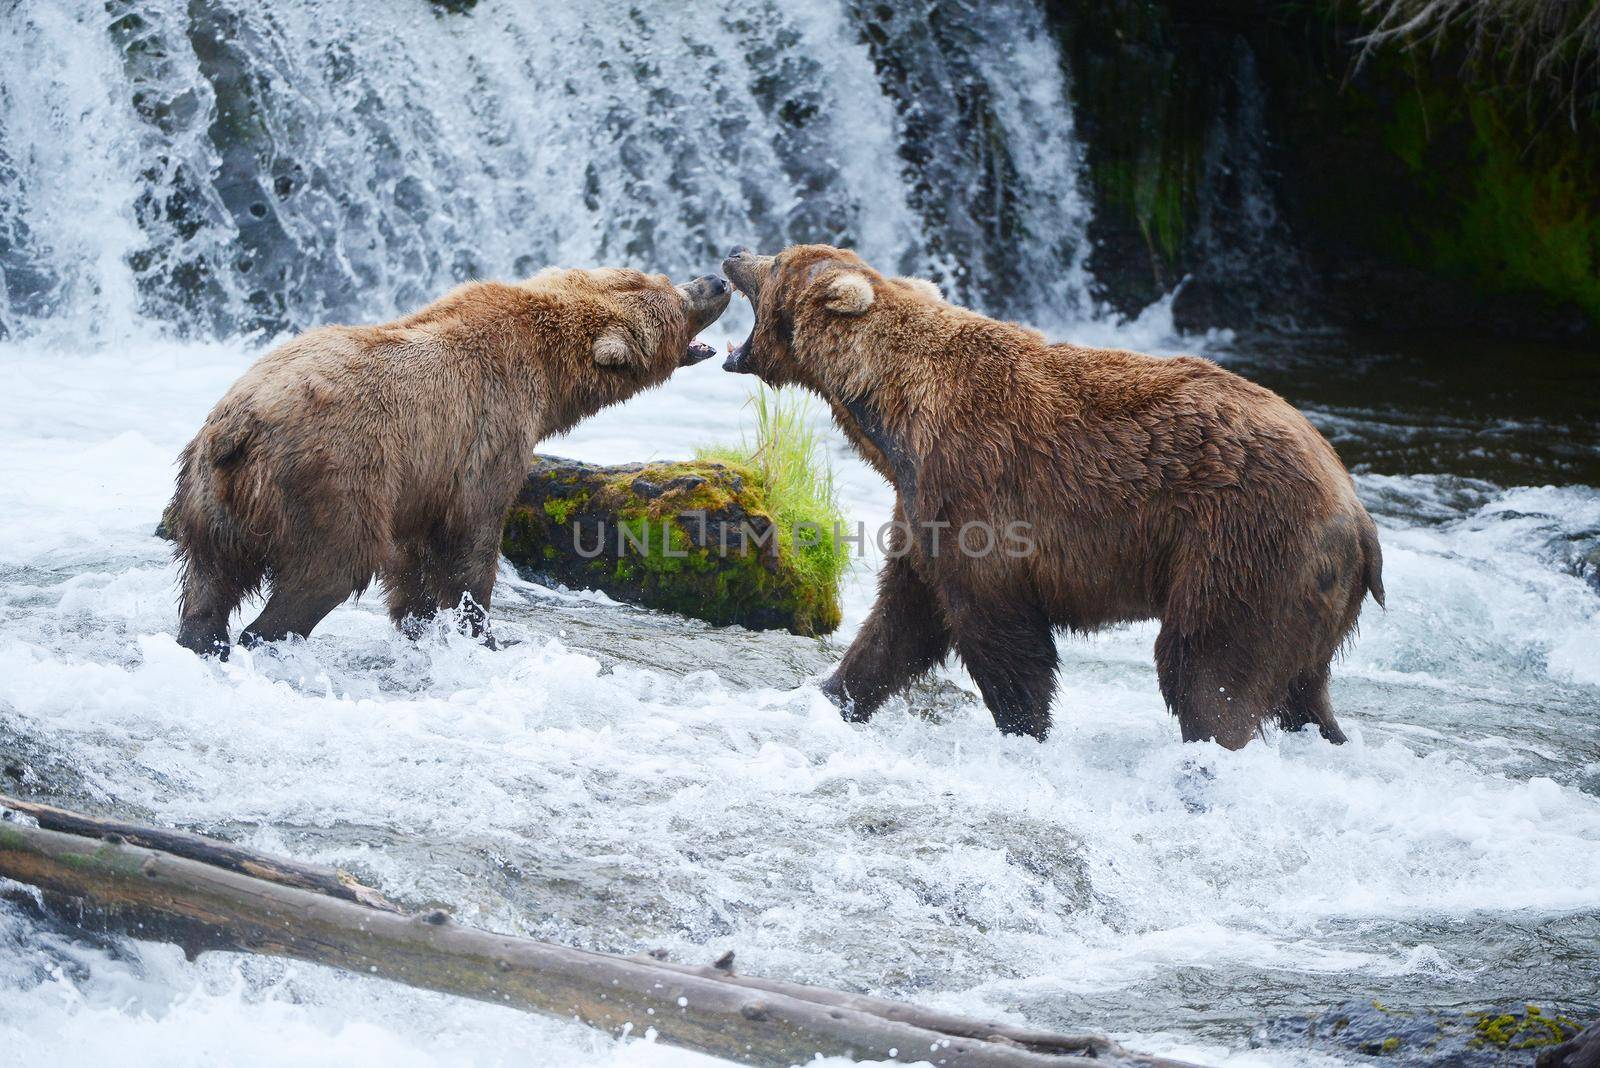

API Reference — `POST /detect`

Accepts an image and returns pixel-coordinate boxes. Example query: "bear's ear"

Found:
[821,272,875,316]
[592,325,648,369]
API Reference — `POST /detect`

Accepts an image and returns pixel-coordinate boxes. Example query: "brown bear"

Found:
[171,267,730,658]
[721,244,1383,749]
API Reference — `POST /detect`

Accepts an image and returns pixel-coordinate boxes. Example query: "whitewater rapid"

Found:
[2,315,1597,1066]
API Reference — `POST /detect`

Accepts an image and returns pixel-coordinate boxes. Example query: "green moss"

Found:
[1090,147,1193,277]
[1381,89,1428,175]
[1314,14,1600,330]
[1380,1036,1400,1054]
[542,495,580,526]
[612,517,692,576]
[1453,100,1599,319]
[501,505,548,561]
[0,827,148,880]
[1472,1005,1582,1050]
[1381,86,1600,323]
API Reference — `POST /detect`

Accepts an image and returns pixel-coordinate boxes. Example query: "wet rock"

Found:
[0,734,113,815]
[1576,544,1600,595]
[1042,2,1600,342]
[502,455,842,637]
[1538,1020,1600,1068]
[1253,1001,1590,1065]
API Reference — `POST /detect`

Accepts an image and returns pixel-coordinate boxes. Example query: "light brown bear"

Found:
[171,267,730,658]
[721,244,1383,749]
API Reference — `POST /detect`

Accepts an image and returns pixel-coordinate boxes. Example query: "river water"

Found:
[2,2,1598,1065]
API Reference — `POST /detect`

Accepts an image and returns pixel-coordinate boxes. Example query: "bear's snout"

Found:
[677,274,732,367]
[678,274,732,324]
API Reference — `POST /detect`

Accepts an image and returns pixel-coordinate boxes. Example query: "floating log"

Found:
[0,798,1190,1068]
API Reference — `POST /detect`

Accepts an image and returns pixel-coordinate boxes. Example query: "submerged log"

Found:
[0,799,1189,1068]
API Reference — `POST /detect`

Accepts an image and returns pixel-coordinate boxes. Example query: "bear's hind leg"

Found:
[946,596,1057,740]
[426,523,503,644]
[1155,625,1273,750]
[383,544,438,639]
[239,568,353,649]
[822,554,951,721]
[1276,667,1347,744]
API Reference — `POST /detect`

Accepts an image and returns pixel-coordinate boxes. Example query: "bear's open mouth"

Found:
[723,281,756,373]
[724,333,753,373]
[683,340,717,365]
[720,248,769,375]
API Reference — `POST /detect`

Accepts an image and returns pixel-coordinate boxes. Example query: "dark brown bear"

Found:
[721,244,1383,749]
[172,267,729,658]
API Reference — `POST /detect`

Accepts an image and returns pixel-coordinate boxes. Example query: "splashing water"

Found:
[1,2,1597,1066]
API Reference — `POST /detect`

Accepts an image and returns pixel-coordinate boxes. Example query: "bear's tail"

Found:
[1358,511,1385,609]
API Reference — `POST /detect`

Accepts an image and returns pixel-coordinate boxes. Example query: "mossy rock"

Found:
[1042,2,1600,340]
[1254,1000,1591,1065]
[1473,1005,1585,1052]
[502,454,843,637]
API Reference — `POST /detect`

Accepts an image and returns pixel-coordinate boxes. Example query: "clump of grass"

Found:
[696,387,851,596]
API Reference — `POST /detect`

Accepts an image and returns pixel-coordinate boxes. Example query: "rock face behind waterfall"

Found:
[503,456,843,638]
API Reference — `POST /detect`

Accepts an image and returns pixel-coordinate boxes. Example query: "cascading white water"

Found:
[0,0,1094,341]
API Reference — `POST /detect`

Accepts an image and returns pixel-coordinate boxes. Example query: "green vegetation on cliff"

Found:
[1379,85,1600,324]
[1047,0,1600,337]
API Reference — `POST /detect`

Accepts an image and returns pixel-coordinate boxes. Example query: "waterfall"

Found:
[0,0,1095,343]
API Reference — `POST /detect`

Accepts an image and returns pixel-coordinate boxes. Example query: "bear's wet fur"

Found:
[171,267,729,657]
[723,243,1383,749]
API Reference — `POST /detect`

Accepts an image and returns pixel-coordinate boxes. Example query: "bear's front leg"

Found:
[418,521,504,646]
[822,553,951,721]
